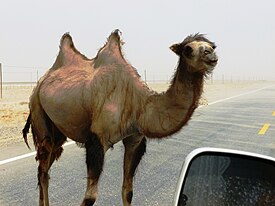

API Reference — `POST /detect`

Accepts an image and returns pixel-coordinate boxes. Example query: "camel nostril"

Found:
[207,53,218,63]
[209,55,218,62]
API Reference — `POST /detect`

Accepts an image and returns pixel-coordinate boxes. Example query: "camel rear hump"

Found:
[94,29,127,68]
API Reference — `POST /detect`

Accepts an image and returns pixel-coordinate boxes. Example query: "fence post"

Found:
[211,73,213,84]
[144,70,147,84]
[0,63,2,99]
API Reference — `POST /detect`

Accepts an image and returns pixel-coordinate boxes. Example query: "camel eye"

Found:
[212,45,216,50]
[204,50,211,55]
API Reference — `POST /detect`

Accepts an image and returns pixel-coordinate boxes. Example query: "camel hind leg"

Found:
[35,135,66,206]
[122,135,146,206]
[36,136,53,206]
[31,110,66,206]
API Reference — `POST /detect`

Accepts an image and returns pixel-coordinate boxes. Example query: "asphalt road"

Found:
[1,83,275,206]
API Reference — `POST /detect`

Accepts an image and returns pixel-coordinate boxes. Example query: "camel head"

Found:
[170,34,218,74]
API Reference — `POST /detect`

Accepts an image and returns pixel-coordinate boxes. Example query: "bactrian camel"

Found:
[22,29,218,206]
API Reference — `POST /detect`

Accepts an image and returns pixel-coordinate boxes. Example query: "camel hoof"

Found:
[82,198,95,206]
[127,191,133,203]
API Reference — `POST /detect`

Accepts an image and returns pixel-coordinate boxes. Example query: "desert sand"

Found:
[0,81,273,147]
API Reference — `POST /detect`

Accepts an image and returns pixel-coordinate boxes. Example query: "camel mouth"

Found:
[202,51,218,67]
[205,58,218,67]
[209,59,218,64]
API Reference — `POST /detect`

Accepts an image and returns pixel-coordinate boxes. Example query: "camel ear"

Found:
[170,43,181,55]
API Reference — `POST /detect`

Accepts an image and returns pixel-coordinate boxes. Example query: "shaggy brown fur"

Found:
[23,29,218,206]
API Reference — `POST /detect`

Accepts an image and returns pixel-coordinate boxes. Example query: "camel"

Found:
[22,29,218,206]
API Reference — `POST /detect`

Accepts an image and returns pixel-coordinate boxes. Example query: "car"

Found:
[173,147,275,206]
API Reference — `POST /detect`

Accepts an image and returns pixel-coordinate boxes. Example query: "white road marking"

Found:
[199,85,275,108]
[0,141,75,165]
[1,84,274,166]
[0,151,36,165]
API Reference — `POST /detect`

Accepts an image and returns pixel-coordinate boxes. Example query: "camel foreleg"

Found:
[122,136,147,206]
[81,132,105,206]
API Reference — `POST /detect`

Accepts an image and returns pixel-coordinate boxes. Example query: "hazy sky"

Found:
[1,0,275,82]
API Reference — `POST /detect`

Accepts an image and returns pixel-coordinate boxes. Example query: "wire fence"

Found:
[2,65,47,83]
[0,63,269,98]
[1,64,266,83]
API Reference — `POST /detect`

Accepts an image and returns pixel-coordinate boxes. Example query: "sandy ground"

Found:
[0,86,33,147]
[0,81,273,147]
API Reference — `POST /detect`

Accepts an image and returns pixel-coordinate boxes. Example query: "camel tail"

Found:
[22,113,31,150]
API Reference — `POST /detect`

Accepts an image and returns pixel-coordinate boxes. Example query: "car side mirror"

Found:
[173,147,275,206]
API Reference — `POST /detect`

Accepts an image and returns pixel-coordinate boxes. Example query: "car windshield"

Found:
[180,153,275,206]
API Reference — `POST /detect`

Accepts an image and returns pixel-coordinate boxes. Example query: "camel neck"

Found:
[138,61,204,138]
